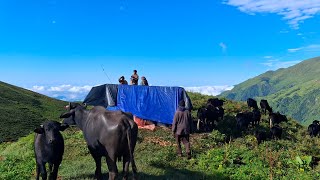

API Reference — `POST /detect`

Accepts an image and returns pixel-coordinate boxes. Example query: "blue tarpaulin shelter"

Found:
[83,84,192,125]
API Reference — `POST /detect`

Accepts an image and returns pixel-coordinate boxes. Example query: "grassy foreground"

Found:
[1,93,320,179]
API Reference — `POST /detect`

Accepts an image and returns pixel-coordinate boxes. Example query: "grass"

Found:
[1,92,320,179]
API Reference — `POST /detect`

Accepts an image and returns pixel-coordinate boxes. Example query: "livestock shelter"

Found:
[83,84,193,125]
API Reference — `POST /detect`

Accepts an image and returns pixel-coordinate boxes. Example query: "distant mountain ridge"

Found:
[0,81,66,142]
[220,57,320,125]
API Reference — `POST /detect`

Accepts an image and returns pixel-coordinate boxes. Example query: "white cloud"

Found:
[261,59,301,69]
[223,0,320,29]
[288,44,320,53]
[48,85,72,92]
[219,42,227,53]
[185,85,234,96]
[288,47,304,53]
[69,85,92,93]
[31,86,45,91]
[29,85,93,101]
[264,56,273,59]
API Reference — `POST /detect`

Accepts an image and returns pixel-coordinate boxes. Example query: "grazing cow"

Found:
[207,98,225,107]
[196,107,208,132]
[251,109,261,126]
[269,112,287,128]
[308,120,320,137]
[34,121,69,180]
[205,105,219,131]
[270,125,283,140]
[60,103,138,180]
[260,99,272,115]
[207,98,225,121]
[236,112,251,130]
[247,98,259,109]
[217,106,225,121]
[254,130,267,144]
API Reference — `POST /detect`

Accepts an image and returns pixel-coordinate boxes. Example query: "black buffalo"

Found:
[270,125,283,140]
[236,112,251,130]
[60,103,138,180]
[34,121,68,180]
[251,109,261,126]
[207,98,225,120]
[260,99,272,115]
[269,112,287,128]
[247,98,258,109]
[207,98,225,107]
[207,98,225,121]
[196,98,225,132]
[308,120,320,137]
[236,110,260,131]
[255,130,267,144]
[196,107,208,132]
[206,105,220,130]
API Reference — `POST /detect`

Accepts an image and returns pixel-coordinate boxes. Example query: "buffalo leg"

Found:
[49,163,53,173]
[36,163,40,180]
[106,155,118,180]
[88,147,102,180]
[131,155,138,180]
[39,163,47,180]
[122,154,130,180]
[196,119,201,132]
[49,163,60,180]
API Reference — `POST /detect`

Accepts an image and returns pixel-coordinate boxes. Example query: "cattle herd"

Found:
[196,98,320,144]
[33,99,320,180]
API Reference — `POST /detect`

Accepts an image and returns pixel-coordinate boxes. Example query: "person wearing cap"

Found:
[130,70,139,85]
[172,100,192,159]
[140,76,149,86]
[118,76,128,85]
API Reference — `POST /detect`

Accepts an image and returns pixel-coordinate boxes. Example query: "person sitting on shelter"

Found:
[130,70,139,85]
[172,100,192,159]
[140,76,149,86]
[118,76,128,85]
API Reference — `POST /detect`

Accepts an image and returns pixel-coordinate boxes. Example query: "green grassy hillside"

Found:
[220,56,320,125]
[1,92,319,179]
[0,81,66,142]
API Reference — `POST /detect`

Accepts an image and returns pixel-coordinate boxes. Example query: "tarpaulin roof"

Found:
[83,84,192,125]
[83,84,118,107]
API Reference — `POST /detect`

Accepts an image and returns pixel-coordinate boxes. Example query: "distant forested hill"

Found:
[220,57,320,125]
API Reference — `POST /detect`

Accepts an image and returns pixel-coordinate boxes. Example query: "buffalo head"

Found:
[60,102,87,126]
[34,121,68,144]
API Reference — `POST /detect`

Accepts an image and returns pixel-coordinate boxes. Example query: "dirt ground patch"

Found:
[143,136,174,147]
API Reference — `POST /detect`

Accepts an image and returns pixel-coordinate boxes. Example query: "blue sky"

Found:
[0,0,320,100]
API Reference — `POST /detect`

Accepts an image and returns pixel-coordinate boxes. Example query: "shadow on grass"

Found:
[145,161,229,180]
[65,163,229,180]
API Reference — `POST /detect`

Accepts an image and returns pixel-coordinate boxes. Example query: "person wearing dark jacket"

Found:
[118,76,128,85]
[172,100,192,159]
[140,76,149,86]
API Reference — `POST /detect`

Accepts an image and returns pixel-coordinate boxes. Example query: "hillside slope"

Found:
[220,57,320,125]
[1,92,320,179]
[0,81,66,142]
